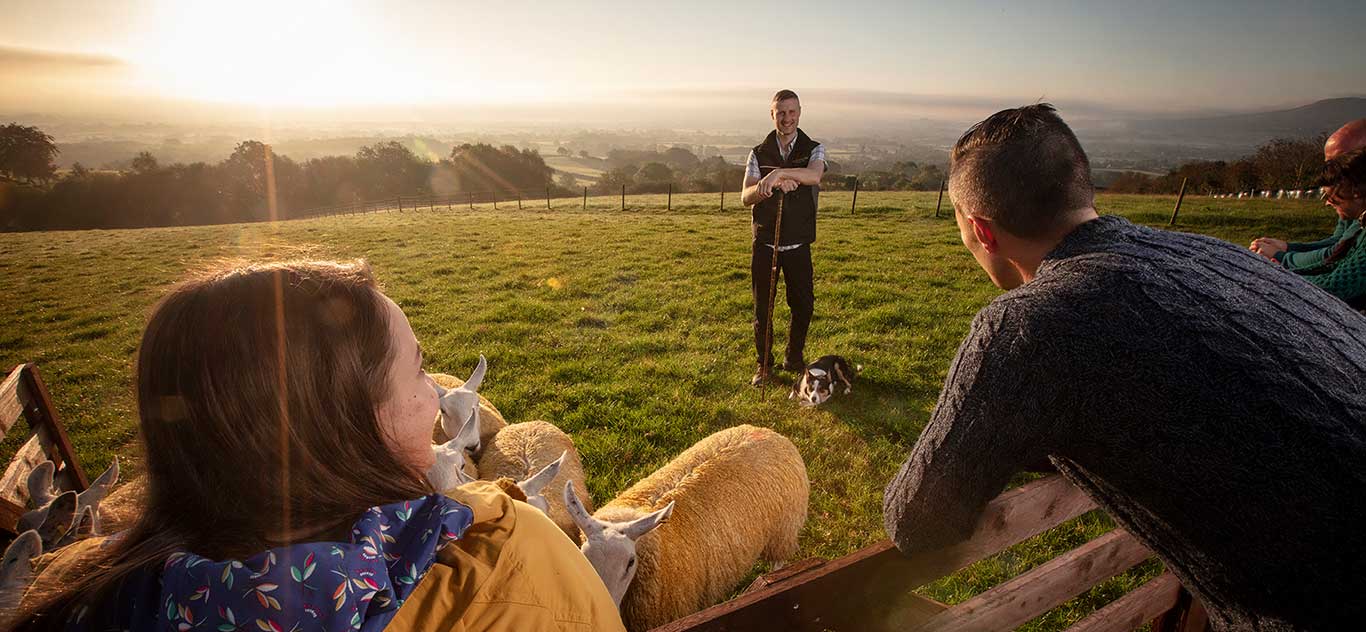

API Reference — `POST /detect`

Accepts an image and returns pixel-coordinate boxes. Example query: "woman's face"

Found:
[375,294,438,474]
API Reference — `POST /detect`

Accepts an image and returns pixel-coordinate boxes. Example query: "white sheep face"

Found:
[431,355,487,441]
[427,403,481,493]
[564,482,672,606]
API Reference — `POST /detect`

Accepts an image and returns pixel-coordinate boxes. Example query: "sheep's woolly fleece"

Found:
[596,424,808,632]
[477,420,593,542]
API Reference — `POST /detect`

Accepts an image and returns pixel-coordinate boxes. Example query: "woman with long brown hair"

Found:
[7,260,624,631]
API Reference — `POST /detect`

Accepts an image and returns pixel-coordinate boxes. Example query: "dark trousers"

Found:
[751,241,814,367]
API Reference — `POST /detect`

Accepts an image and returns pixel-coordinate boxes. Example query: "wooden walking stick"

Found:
[761,187,785,400]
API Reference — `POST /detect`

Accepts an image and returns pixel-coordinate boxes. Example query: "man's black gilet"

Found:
[752,128,820,246]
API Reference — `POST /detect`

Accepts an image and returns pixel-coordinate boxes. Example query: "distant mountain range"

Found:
[1131,97,1366,145]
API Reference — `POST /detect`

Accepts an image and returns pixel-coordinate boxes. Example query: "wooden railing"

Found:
[652,475,1206,632]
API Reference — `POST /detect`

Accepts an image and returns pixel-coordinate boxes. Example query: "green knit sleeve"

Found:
[1280,244,1334,271]
[1302,240,1366,303]
[1286,218,1352,252]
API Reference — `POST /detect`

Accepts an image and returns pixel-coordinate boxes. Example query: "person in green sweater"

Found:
[1251,119,1366,305]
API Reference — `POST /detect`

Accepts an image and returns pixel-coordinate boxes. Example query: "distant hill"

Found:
[1131,98,1366,145]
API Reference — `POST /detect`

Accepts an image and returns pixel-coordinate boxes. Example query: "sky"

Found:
[1,0,1364,130]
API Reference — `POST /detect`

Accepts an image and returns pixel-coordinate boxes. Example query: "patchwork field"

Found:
[0,191,1334,629]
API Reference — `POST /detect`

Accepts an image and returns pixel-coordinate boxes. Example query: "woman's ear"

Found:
[969,216,1000,254]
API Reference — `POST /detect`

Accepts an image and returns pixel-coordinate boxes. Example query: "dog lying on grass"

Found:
[789,355,860,406]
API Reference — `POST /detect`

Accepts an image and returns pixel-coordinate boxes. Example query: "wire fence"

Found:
[290,176,936,221]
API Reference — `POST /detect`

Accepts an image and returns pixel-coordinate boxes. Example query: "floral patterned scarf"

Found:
[76,494,474,632]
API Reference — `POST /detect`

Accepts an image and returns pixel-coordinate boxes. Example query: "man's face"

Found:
[772,98,800,137]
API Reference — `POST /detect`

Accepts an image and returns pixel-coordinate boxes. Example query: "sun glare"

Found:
[134,1,440,108]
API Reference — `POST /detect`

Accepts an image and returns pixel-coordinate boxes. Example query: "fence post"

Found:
[396,196,402,213]
[934,178,946,218]
[668,183,672,211]
[546,186,551,210]
[1169,177,1188,226]
[583,187,588,210]
[447,196,451,212]
[469,191,474,210]
[493,193,498,210]
[518,192,522,210]
[621,184,626,211]
[720,189,725,210]
[851,178,859,214]
[430,197,434,212]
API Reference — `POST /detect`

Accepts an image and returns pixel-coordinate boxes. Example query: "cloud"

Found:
[0,45,126,70]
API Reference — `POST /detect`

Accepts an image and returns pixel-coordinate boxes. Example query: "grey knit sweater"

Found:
[883,216,1366,631]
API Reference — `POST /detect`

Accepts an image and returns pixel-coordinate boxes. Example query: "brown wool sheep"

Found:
[476,421,592,542]
[566,424,808,631]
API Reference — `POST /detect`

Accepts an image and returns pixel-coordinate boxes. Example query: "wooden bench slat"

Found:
[913,529,1154,632]
[0,365,26,436]
[650,475,1098,632]
[1066,572,1182,632]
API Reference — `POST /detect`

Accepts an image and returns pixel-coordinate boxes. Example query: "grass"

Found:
[0,191,1334,629]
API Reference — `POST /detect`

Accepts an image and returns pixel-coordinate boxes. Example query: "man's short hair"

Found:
[772,90,800,106]
[950,104,1094,238]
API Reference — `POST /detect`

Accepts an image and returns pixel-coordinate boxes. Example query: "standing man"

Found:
[741,89,827,386]
[882,104,1365,629]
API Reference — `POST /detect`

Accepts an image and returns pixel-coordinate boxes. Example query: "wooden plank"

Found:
[651,475,1097,632]
[0,497,23,535]
[742,558,825,594]
[0,435,46,505]
[20,365,88,491]
[913,529,1153,632]
[1066,572,1182,632]
[0,365,25,436]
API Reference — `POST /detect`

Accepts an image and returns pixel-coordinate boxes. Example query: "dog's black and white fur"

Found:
[790,355,860,406]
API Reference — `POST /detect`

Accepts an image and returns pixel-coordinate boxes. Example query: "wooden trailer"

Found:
[652,474,1208,632]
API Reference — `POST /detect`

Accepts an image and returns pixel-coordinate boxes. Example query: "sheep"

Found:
[476,420,592,542]
[18,459,118,542]
[427,398,482,493]
[428,355,506,447]
[564,425,809,631]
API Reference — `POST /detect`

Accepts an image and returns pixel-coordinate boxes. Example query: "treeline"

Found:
[592,149,745,195]
[1107,136,1325,195]
[1,138,574,231]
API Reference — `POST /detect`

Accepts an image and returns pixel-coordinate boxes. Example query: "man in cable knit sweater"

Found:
[882,104,1366,630]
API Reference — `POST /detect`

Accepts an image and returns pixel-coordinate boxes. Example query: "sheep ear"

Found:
[518,452,565,497]
[563,481,602,537]
[35,491,77,547]
[79,457,119,508]
[2,530,42,568]
[455,405,481,453]
[463,355,487,393]
[0,529,42,591]
[427,374,448,397]
[622,501,673,541]
[27,461,56,508]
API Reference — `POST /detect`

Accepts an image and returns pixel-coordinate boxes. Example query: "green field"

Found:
[0,192,1334,629]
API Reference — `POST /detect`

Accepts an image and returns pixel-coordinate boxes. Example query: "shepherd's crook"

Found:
[762,189,784,400]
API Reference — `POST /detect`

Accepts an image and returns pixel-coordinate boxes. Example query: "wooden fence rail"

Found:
[651,474,1202,632]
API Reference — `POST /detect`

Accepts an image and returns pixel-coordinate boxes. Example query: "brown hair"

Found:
[949,103,1094,238]
[10,260,431,630]
[771,89,799,106]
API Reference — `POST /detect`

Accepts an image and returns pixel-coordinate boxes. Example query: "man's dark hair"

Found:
[772,89,800,105]
[949,103,1094,238]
